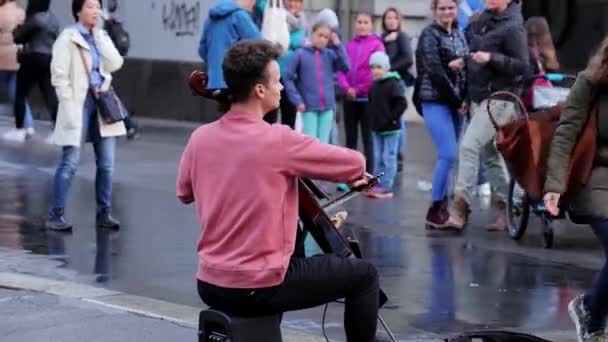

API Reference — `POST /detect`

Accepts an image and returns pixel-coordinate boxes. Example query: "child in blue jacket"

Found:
[284,22,350,143]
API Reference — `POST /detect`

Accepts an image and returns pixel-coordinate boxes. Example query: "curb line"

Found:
[0,271,325,342]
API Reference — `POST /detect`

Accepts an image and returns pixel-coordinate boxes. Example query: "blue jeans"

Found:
[372,131,400,190]
[397,83,409,157]
[51,93,115,212]
[422,102,462,202]
[0,71,33,128]
[398,118,407,157]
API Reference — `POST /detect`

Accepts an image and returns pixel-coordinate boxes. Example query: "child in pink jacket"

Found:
[337,12,385,176]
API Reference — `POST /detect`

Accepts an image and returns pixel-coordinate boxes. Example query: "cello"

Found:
[189,71,396,341]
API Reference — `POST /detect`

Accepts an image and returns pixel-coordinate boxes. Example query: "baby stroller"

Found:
[487,73,577,248]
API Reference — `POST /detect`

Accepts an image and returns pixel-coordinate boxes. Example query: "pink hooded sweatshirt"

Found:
[337,34,385,98]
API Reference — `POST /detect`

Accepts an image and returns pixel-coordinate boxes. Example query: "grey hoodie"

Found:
[286,11,307,32]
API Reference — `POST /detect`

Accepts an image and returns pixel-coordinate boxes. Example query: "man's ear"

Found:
[253,83,265,99]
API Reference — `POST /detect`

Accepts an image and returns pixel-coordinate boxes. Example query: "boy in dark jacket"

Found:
[365,52,407,199]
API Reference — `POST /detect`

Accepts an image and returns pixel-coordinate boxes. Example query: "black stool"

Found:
[198,309,283,342]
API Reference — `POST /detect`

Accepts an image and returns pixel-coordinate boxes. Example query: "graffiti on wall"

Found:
[157,0,201,37]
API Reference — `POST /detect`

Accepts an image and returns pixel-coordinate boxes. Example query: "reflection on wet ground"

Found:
[0,161,120,284]
[353,226,591,333]
[0,123,601,340]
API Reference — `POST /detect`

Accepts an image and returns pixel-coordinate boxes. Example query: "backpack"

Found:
[104,19,130,57]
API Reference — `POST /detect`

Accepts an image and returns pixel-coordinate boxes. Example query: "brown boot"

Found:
[440,197,449,218]
[446,195,470,230]
[486,201,507,231]
[426,200,449,229]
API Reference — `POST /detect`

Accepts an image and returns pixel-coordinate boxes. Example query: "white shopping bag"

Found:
[261,0,290,52]
[532,86,570,109]
[294,112,303,133]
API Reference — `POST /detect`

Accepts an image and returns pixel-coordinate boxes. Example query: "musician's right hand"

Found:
[347,173,373,190]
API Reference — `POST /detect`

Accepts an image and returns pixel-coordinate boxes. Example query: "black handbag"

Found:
[77,45,128,125]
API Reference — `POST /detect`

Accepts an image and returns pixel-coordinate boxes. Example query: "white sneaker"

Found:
[3,129,27,143]
[26,127,35,136]
[479,182,492,197]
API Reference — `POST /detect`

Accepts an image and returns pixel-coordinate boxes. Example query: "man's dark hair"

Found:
[222,40,281,103]
[311,22,331,33]
[72,0,103,22]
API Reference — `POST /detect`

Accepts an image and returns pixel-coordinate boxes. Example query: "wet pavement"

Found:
[0,116,601,341]
[0,288,194,342]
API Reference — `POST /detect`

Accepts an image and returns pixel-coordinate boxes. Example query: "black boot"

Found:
[96,208,120,230]
[125,117,141,140]
[45,208,72,232]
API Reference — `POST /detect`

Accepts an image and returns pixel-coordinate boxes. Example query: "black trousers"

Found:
[198,254,379,342]
[343,100,373,172]
[123,115,137,131]
[279,86,296,129]
[14,53,58,128]
[586,218,608,332]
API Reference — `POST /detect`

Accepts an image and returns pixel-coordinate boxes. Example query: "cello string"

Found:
[322,303,331,342]
[322,301,396,342]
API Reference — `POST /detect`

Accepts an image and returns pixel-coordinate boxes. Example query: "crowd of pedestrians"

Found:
[1,0,608,340]
[195,2,608,339]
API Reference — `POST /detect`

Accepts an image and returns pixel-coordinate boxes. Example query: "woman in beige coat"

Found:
[46,0,125,232]
[0,0,34,138]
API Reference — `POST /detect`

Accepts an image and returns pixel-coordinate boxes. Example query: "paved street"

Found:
[0,288,194,342]
[0,115,600,341]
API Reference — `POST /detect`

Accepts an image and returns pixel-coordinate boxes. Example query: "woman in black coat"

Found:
[414,0,468,229]
[5,0,59,142]
[381,7,414,172]
[381,8,414,86]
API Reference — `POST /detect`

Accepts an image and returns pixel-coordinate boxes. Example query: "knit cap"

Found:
[369,51,391,71]
[315,8,339,29]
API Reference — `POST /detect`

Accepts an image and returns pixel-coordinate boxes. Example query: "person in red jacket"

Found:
[177,40,380,342]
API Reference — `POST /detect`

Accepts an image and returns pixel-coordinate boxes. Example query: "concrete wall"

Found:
[18,0,434,123]
[22,0,605,123]
[104,0,432,123]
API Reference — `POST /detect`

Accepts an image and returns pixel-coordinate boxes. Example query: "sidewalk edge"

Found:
[0,271,325,341]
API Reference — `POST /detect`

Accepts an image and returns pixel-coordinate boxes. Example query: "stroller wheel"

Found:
[506,179,530,240]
